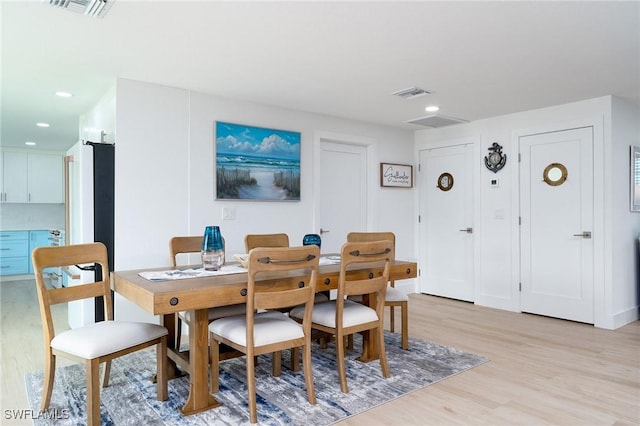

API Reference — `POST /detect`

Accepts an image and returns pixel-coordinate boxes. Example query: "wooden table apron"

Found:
[112,259,417,416]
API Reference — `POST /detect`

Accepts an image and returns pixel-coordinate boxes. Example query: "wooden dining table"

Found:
[112,256,417,416]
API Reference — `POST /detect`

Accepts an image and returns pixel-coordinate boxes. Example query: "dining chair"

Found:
[244,232,327,369]
[169,236,245,351]
[209,245,320,424]
[290,239,392,393]
[32,242,168,426]
[347,231,409,350]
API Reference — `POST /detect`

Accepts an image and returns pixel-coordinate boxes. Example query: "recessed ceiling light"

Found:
[36,122,50,128]
[25,141,36,146]
[56,91,73,98]
[425,105,440,112]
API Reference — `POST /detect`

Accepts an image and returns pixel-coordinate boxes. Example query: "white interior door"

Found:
[520,127,594,323]
[318,141,367,253]
[418,144,474,301]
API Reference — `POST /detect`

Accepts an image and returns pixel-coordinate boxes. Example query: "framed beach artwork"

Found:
[215,121,301,201]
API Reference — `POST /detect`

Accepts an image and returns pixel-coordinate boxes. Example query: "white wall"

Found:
[112,78,415,322]
[415,96,640,329]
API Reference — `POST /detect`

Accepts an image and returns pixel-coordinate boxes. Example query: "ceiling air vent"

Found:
[392,87,431,100]
[407,114,468,128]
[45,0,114,18]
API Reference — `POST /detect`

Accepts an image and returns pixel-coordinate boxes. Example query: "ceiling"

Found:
[2,1,639,152]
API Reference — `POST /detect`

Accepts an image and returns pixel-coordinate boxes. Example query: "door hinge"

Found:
[519,282,522,292]
[418,163,421,172]
[519,216,521,225]
[518,153,521,162]
[418,215,421,223]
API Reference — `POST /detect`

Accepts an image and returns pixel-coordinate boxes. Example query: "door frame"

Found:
[511,116,605,325]
[313,131,378,234]
[415,136,481,300]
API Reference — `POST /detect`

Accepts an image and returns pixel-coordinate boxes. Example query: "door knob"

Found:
[572,231,592,239]
[320,228,330,235]
[458,227,473,234]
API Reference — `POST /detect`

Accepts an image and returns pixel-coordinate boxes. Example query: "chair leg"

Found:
[209,334,220,394]
[291,347,300,372]
[176,314,183,350]
[302,341,316,404]
[156,336,168,401]
[389,304,396,333]
[100,360,111,388]
[272,351,282,377]
[86,358,101,426]
[336,332,348,393]
[40,352,56,411]
[347,334,354,350]
[401,301,409,350]
[247,350,257,424]
[377,324,390,379]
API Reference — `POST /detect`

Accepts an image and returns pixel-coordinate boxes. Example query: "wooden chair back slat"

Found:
[244,233,289,252]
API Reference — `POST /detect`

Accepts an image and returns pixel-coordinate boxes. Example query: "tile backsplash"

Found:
[0,204,65,231]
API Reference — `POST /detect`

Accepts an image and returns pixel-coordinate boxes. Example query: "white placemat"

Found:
[139,264,247,281]
[319,255,341,265]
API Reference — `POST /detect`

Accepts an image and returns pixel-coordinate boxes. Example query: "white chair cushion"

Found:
[50,321,167,359]
[349,285,408,303]
[180,304,247,322]
[209,311,304,347]
[290,300,378,328]
[385,286,408,302]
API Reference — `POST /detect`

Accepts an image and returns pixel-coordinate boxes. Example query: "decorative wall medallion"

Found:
[484,142,507,173]
[437,172,454,191]
[543,162,568,186]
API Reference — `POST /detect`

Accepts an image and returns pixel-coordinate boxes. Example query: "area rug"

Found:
[24,332,488,425]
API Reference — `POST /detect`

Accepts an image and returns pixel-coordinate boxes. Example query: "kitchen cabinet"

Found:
[0,151,63,204]
[0,231,29,275]
[0,152,28,203]
[28,230,51,273]
[0,230,54,276]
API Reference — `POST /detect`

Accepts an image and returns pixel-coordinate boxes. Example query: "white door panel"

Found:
[319,141,367,253]
[520,127,594,323]
[419,144,474,301]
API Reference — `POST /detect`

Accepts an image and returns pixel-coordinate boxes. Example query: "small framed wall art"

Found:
[380,162,413,188]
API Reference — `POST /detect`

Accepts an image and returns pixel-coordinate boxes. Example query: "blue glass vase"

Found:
[302,233,321,250]
[202,226,224,271]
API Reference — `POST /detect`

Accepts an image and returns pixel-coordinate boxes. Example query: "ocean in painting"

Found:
[216,153,300,200]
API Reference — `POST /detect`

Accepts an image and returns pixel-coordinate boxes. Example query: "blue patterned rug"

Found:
[24,332,488,425]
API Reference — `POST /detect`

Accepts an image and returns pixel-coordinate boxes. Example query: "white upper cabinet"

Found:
[27,153,63,203]
[1,151,63,204]
[1,152,28,203]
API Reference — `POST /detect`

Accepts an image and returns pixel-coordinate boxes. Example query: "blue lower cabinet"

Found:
[0,231,29,276]
[28,230,51,274]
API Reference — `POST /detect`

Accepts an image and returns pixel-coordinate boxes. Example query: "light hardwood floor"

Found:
[1,278,638,425]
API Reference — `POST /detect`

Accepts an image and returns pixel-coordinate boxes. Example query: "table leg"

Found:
[180,308,220,415]
[356,293,379,363]
[159,313,182,380]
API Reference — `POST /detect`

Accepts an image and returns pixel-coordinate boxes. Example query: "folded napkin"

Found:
[139,264,247,281]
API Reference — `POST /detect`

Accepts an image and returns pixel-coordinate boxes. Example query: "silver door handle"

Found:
[572,231,592,239]
[459,227,473,234]
[320,228,330,234]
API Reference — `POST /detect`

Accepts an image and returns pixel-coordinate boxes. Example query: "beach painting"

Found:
[215,121,301,200]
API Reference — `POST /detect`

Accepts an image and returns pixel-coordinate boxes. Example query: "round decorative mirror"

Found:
[543,163,568,186]
[437,172,454,191]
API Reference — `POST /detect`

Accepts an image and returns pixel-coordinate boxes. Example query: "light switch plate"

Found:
[222,207,236,221]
